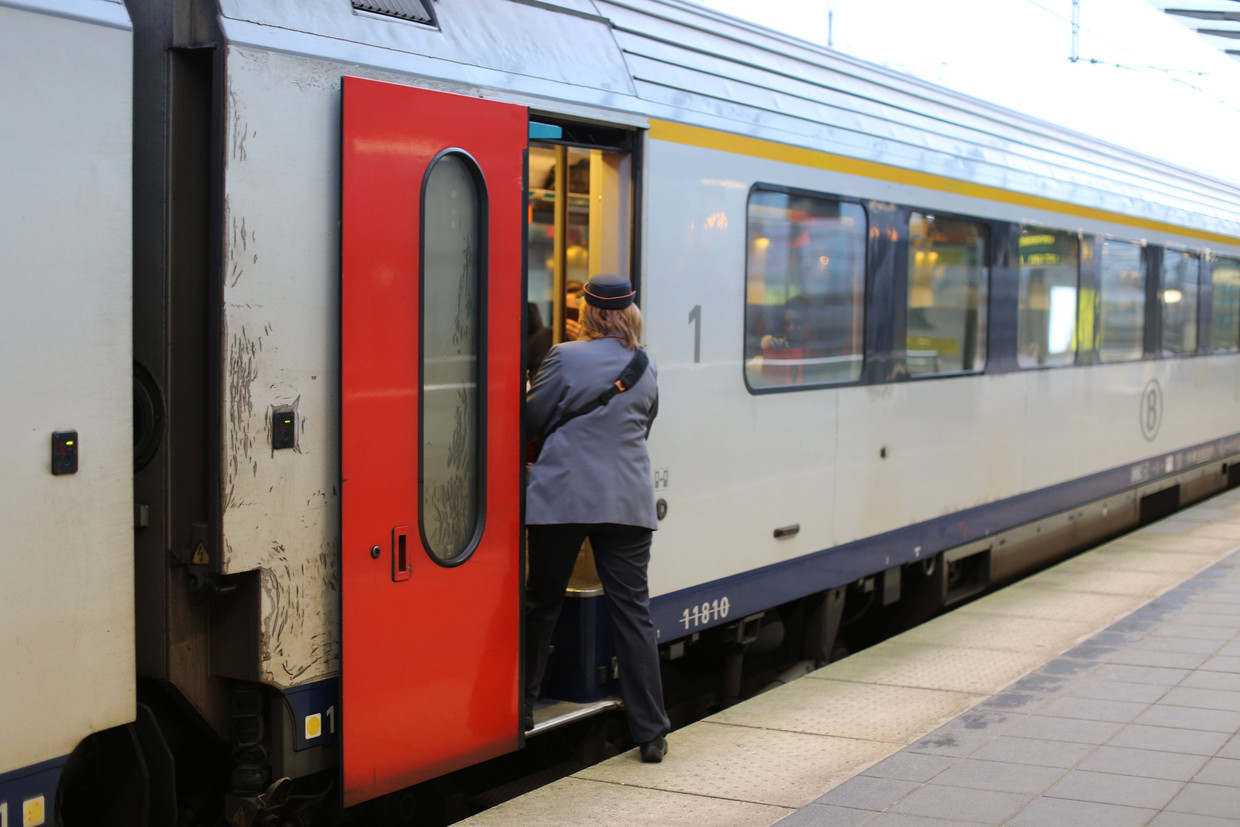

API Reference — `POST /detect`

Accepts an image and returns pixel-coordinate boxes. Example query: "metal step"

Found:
[527,697,622,736]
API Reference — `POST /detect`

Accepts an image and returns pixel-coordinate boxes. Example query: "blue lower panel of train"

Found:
[650,432,1240,642]
[0,756,65,827]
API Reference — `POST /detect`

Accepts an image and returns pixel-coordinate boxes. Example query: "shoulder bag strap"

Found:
[539,349,648,444]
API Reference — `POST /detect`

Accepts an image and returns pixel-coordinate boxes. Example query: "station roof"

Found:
[1146,1,1240,60]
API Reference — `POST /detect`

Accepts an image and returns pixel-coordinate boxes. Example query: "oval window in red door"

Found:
[420,150,486,565]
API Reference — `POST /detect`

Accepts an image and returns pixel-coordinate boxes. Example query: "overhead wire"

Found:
[1021,0,1202,70]
[1017,0,1240,115]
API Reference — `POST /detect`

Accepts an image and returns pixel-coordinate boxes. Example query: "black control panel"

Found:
[273,410,296,450]
[52,430,78,475]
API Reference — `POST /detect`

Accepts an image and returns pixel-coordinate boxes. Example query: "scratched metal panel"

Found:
[217,47,344,688]
[211,39,635,693]
[214,0,638,102]
[207,5,642,692]
[0,0,134,772]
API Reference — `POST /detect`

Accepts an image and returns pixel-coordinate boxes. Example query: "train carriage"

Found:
[0,1,134,823]
[5,0,1240,823]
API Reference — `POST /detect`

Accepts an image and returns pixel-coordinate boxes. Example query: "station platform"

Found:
[462,488,1240,826]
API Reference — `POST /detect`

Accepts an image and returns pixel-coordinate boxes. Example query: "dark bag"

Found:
[526,348,648,464]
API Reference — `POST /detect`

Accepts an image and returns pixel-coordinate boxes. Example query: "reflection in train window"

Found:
[1097,240,1146,362]
[1213,256,1240,352]
[906,213,987,376]
[744,190,866,390]
[420,152,483,564]
[1162,250,1199,356]
[1017,228,1080,368]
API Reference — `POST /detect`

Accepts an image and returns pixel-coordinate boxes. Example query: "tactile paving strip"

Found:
[464,776,791,827]
[575,723,894,808]
[1021,567,1189,597]
[1064,547,1221,575]
[896,611,1097,654]
[707,678,978,742]
[955,585,1146,624]
[814,642,1059,695]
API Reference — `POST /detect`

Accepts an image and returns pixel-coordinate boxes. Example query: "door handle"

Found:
[392,526,411,582]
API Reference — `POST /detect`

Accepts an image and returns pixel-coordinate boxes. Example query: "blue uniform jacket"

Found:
[525,337,658,529]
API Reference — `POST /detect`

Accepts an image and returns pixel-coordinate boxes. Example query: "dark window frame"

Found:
[1094,238,1149,365]
[901,208,992,380]
[1209,254,1240,354]
[1015,226,1083,370]
[736,182,1229,387]
[1158,247,1202,358]
[741,183,870,395]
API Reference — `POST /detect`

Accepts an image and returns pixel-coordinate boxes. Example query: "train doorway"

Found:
[340,77,526,806]
[523,125,640,716]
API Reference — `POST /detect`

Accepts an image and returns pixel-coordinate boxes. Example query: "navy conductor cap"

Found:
[583,274,636,309]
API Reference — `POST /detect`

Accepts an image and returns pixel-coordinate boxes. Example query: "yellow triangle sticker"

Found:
[192,544,210,565]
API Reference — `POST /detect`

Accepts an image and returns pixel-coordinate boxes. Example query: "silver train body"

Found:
[4,0,1240,822]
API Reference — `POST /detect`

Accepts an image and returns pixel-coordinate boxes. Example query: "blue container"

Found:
[543,588,618,702]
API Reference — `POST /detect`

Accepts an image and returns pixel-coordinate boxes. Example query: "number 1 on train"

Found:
[689,304,701,363]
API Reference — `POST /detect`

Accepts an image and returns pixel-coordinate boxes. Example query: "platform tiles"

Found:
[460,488,1240,827]
[780,547,1240,826]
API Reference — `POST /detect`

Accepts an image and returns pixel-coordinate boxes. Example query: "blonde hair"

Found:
[579,303,644,350]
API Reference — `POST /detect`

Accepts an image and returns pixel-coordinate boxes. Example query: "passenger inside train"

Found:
[760,296,812,384]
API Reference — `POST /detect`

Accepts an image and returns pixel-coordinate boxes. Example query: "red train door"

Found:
[340,76,526,806]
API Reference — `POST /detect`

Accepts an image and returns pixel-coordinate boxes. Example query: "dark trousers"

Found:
[524,523,670,744]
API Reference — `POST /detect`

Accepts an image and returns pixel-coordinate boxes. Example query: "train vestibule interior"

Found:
[526,136,633,349]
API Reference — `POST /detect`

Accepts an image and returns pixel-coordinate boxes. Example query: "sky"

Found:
[692,0,1240,186]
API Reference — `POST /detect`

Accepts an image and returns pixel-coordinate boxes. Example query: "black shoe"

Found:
[639,735,668,763]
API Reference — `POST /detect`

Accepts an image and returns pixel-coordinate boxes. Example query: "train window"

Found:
[1212,256,1240,352]
[744,189,866,390]
[1097,240,1146,362]
[1017,228,1080,368]
[420,152,483,564]
[1162,251,1200,356]
[906,213,987,376]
